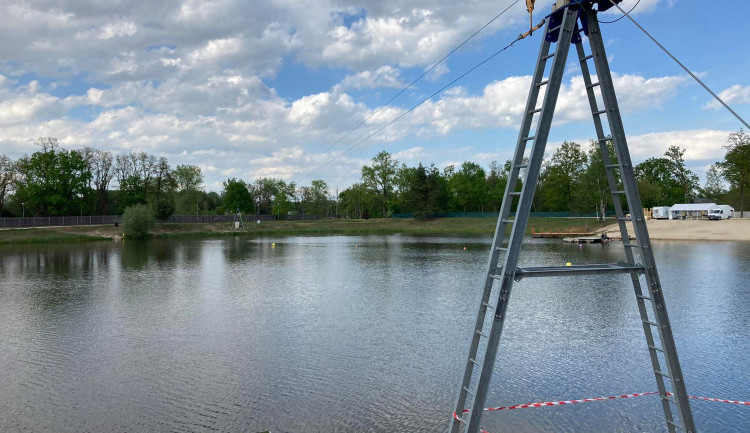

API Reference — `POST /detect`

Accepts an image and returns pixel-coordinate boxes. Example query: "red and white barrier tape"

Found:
[453,391,749,426]
[482,391,659,412]
[669,392,750,406]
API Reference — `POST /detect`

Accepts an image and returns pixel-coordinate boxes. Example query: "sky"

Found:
[0,0,748,193]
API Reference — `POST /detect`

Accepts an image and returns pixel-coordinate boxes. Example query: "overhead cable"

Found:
[292,0,522,182]
[297,31,533,180]
[608,0,749,129]
[599,0,641,24]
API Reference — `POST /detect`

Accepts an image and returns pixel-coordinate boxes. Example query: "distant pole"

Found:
[21,202,24,227]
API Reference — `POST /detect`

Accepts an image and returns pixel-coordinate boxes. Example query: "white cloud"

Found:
[400,72,685,137]
[338,66,405,90]
[626,129,729,162]
[704,84,750,110]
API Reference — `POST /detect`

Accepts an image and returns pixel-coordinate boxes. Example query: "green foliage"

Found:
[635,145,698,207]
[362,150,398,217]
[222,178,253,213]
[122,204,155,239]
[717,129,750,214]
[538,141,587,212]
[14,138,92,216]
[154,197,176,221]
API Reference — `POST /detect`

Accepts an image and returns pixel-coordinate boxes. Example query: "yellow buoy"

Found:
[271,243,276,248]
[565,262,572,267]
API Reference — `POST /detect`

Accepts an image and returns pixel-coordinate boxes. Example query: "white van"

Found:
[708,205,734,220]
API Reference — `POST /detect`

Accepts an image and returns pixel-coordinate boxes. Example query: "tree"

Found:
[700,164,726,202]
[0,154,16,216]
[82,148,114,215]
[309,179,330,216]
[15,138,92,216]
[664,145,699,203]
[448,162,487,212]
[574,140,614,218]
[718,129,750,217]
[410,163,431,218]
[486,160,510,213]
[222,178,253,213]
[173,164,202,214]
[154,197,175,221]
[538,141,587,211]
[339,182,373,219]
[361,150,398,217]
[122,204,154,239]
[635,146,698,207]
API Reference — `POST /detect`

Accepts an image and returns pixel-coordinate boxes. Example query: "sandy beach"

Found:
[600,218,750,241]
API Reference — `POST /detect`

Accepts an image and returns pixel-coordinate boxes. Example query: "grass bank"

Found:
[0,217,611,245]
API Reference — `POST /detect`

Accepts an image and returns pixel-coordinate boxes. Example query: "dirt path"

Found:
[599,218,750,241]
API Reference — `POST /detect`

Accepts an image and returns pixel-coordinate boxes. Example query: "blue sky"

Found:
[0,0,747,192]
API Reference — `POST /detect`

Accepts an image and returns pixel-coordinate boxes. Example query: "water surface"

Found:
[0,235,748,432]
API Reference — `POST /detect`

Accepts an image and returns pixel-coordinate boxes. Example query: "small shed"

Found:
[669,203,716,220]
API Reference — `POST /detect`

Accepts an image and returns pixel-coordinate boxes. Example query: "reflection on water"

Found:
[0,236,748,432]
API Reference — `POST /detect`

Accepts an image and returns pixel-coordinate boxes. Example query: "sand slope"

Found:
[600,218,750,241]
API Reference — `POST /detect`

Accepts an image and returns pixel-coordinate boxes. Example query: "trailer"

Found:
[708,205,734,220]
[652,206,671,219]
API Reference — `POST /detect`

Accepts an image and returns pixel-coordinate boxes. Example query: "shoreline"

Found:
[1,217,748,245]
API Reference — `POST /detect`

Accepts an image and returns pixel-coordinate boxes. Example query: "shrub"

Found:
[122,204,155,239]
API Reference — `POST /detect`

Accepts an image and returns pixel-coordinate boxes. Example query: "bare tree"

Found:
[83,147,114,214]
[0,154,17,215]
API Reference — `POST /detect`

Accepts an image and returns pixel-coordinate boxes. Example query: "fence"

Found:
[0,213,323,228]
[392,211,617,219]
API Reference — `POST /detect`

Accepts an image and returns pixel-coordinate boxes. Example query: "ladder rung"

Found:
[476,330,488,338]
[643,320,658,327]
[619,217,632,222]
[593,109,607,115]
[547,24,562,33]
[502,219,514,224]
[612,190,627,195]
[637,294,652,301]
[516,164,529,169]
[623,243,638,248]
[648,345,664,353]
[469,358,481,367]
[495,246,508,252]
[535,80,549,87]
[586,81,600,89]
[542,53,555,61]
[522,136,535,141]
[514,263,644,280]
[666,419,683,429]
[655,370,672,379]
[463,386,474,396]
[581,53,594,61]
[605,164,619,169]
[529,108,542,114]
[661,396,678,405]
[482,302,494,310]
[509,192,522,197]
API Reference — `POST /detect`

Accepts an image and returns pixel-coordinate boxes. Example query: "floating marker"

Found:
[565,262,572,267]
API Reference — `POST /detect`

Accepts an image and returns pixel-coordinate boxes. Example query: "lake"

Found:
[0,235,748,432]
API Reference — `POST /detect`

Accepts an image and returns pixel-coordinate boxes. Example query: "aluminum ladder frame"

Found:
[449,3,696,433]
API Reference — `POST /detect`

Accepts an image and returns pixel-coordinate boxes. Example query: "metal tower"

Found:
[449,1,696,432]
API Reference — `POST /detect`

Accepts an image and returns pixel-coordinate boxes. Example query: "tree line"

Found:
[0,130,747,219]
